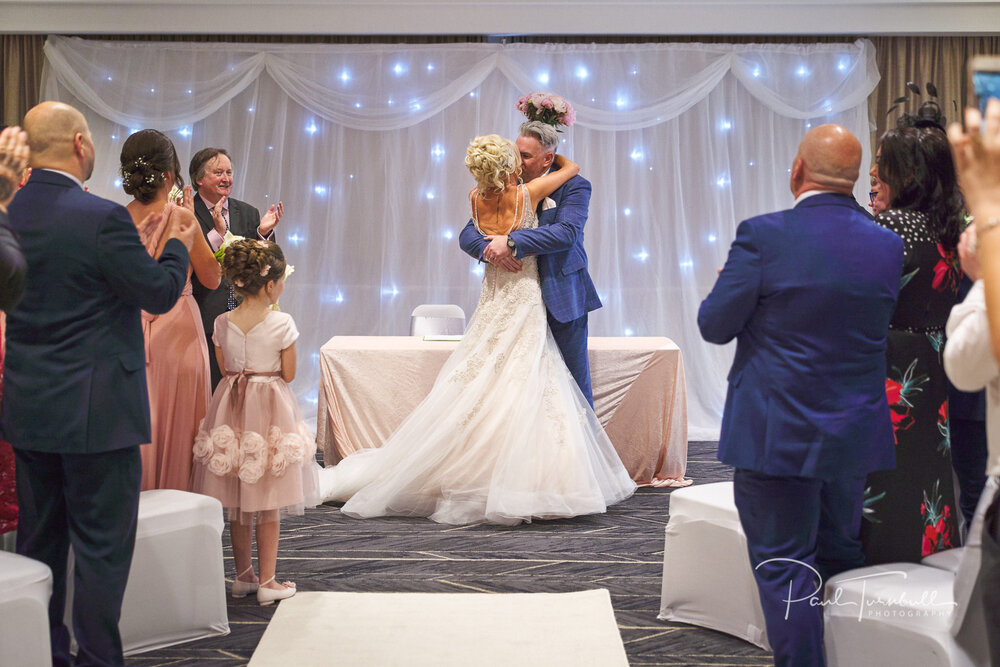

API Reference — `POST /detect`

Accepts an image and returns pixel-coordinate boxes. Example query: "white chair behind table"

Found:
[65,489,230,656]
[823,477,997,667]
[409,304,466,336]
[658,482,771,650]
[0,551,53,667]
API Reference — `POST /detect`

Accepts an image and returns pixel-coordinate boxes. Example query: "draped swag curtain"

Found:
[2,33,997,438]
[4,35,999,141]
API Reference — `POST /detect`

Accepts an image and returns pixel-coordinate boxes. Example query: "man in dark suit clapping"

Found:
[187,147,282,389]
[698,125,903,666]
[3,101,195,666]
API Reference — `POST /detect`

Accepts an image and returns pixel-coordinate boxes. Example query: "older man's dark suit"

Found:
[191,195,262,389]
[698,193,903,666]
[3,169,188,666]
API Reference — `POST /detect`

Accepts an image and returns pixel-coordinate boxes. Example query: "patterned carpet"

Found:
[126,441,771,666]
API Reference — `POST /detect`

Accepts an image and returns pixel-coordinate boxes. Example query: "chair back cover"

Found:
[409,304,466,336]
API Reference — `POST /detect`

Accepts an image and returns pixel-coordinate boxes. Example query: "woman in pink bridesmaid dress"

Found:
[120,130,221,490]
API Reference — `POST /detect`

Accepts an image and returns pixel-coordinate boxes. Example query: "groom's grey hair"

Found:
[518,121,559,154]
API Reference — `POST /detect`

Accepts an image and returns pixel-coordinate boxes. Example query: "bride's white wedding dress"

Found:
[319,184,636,525]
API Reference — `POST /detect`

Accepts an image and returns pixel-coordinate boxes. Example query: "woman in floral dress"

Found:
[861,125,965,564]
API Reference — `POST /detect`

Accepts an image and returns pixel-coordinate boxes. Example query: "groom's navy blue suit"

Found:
[3,169,189,666]
[698,192,902,666]
[460,169,601,405]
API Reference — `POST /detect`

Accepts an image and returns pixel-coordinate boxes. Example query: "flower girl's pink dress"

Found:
[192,310,320,521]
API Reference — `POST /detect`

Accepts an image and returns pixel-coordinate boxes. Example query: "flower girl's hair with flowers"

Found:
[119,129,184,204]
[222,239,286,296]
[465,134,521,191]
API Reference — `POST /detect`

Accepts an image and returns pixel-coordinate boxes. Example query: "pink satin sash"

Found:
[226,369,282,422]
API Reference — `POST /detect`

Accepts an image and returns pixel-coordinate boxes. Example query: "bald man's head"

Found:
[790,124,862,197]
[22,102,95,182]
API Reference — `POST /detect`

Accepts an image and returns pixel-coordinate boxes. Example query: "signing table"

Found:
[316,336,689,486]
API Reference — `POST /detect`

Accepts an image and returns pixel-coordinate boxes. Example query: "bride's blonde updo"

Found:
[465,134,521,192]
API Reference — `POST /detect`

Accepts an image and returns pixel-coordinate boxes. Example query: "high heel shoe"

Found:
[231,566,259,598]
[257,577,296,606]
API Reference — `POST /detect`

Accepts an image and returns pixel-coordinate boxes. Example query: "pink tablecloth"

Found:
[317,336,689,487]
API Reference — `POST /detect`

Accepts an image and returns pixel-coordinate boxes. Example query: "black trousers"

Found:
[14,446,141,667]
[950,417,989,528]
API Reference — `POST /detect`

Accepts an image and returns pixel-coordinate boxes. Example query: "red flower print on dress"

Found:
[932,243,963,293]
[885,359,927,445]
[921,480,954,557]
[936,400,951,455]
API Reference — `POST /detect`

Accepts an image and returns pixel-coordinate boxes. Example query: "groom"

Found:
[459,120,602,406]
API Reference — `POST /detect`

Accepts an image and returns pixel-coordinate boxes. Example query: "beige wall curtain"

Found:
[870,35,1000,140]
[1,35,45,127]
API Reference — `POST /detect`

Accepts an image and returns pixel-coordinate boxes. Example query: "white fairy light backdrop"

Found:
[40,36,880,439]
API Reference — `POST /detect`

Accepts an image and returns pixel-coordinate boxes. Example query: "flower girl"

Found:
[191,239,319,605]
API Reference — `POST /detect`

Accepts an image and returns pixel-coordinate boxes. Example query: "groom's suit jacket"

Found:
[2,169,190,453]
[698,192,903,480]
[459,168,601,324]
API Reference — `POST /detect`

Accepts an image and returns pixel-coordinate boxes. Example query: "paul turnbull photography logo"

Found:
[757,558,958,621]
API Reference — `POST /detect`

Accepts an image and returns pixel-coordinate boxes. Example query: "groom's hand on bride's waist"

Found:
[483,235,522,273]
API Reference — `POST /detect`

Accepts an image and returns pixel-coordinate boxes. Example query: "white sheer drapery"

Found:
[40,36,880,439]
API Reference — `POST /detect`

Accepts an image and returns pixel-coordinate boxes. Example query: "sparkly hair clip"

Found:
[260,264,271,277]
[233,279,245,287]
[119,156,158,183]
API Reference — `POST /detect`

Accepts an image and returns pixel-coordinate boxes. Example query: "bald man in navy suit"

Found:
[3,102,194,666]
[699,125,903,666]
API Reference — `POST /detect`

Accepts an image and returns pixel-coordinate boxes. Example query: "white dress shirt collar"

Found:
[793,189,839,207]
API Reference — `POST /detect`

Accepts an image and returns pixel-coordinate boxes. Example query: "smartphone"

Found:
[970,55,1000,114]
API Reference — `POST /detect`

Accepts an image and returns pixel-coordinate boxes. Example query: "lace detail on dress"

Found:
[451,186,540,391]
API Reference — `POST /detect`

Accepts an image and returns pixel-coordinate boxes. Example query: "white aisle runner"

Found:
[249,589,629,667]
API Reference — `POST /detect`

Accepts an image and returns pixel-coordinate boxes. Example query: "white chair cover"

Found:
[0,550,53,667]
[657,482,770,649]
[66,489,230,655]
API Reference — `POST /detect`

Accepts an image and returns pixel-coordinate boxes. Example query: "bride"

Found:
[319,134,635,525]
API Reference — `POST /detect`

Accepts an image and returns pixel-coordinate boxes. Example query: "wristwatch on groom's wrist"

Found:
[507,236,516,254]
